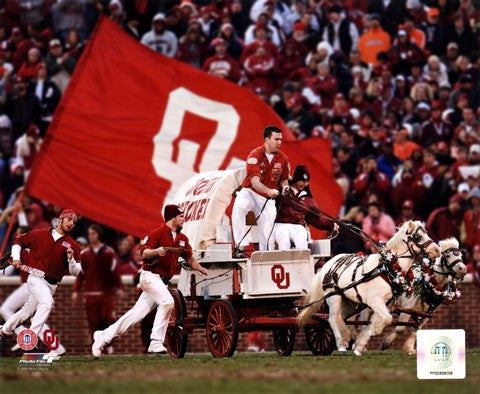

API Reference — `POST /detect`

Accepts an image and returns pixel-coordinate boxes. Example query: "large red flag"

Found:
[26,17,341,237]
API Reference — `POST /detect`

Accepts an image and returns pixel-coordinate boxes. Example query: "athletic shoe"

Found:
[48,344,66,356]
[147,342,167,354]
[92,331,105,357]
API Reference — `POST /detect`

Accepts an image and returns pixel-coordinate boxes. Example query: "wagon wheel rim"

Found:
[206,300,238,358]
[305,317,335,356]
[273,329,296,356]
[165,289,188,358]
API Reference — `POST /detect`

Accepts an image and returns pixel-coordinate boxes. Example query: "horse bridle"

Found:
[403,227,434,258]
[435,247,464,278]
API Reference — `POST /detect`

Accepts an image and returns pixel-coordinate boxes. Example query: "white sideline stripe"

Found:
[0,275,180,286]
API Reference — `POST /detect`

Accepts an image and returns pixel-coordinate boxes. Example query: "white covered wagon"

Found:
[165,169,335,357]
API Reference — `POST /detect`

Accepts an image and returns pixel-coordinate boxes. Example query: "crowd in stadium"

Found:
[0,0,479,284]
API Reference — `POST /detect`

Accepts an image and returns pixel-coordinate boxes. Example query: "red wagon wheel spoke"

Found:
[206,300,238,358]
[165,289,188,358]
[273,329,296,356]
[305,316,335,356]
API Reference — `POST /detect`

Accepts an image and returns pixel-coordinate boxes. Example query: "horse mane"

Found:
[385,220,424,254]
[438,237,459,252]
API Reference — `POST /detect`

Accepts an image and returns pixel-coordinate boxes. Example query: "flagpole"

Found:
[0,190,24,256]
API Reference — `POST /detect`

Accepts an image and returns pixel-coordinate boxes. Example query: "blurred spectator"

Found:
[403,13,425,50]
[358,13,391,67]
[0,115,13,177]
[28,62,61,135]
[175,25,208,68]
[19,0,45,28]
[242,22,278,62]
[423,55,449,87]
[72,223,122,345]
[243,45,275,95]
[322,5,359,57]
[6,75,41,140]
[393,127,421,161]
[141,13,178,57]
[44,38,77,93]
[11,123,42,180]
[353,156,390,206]
[17,47,42,82]
[422,7,446,56]
[52,0,87,40]
[217,22,243,60]
[419,100,453,145]
[362,201,396,250]
[202,37,241,82]
[446,13,477,56]
[391,166,426,215]
[284,93,315,139]
[395,199,421,226]
[25,202,49,230]
[332,206,367,255]
[461,187,480,248]
[426,195,463,241]
[377,139,402,180]
[388,28,425,75]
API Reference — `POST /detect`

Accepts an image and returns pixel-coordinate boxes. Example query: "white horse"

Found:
[380,237,466,354]
[297,220,441,356]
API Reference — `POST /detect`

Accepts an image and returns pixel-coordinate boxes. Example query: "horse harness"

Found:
[320,227,434,305]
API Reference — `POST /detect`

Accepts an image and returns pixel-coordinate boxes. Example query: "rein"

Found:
[284,192,386,256]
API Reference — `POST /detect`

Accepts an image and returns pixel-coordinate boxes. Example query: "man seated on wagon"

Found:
[273,165,339,250]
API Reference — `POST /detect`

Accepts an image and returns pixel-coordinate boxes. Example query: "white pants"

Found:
[2,276,57,336]
[232,188,277,251]
[275,223,308,250]
[102,271,174,345]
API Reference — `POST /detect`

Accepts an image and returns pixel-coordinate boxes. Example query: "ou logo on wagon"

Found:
[271,264,291,289]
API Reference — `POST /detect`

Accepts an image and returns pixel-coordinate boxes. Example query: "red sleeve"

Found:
[14,231,35,249]
[305,198,334,230]
[73,272,84,292]
[141,230,160,253]
[280,154,290,182]
[111,252,123,289]
[245,149,262,179]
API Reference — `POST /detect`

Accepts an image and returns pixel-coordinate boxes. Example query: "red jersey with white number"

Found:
[141,224,193,279]
[242,145,289,198]
[14,229,81,283]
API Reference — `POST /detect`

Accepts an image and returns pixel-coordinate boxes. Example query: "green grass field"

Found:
[1,350,478,394]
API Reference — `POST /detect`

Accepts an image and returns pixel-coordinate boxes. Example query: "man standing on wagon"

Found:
[232,125,290,256]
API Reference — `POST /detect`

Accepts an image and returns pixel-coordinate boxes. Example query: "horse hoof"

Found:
[337,347,347,352]
[354,349,362,356]
[380,341,390,351]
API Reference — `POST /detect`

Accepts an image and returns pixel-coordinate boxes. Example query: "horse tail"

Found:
[297,271,325,328]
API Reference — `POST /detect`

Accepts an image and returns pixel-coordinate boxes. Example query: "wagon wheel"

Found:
[304,316,335,355]
[165,289,188,358]
[206,300,238,358]
[272,328,296,356]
